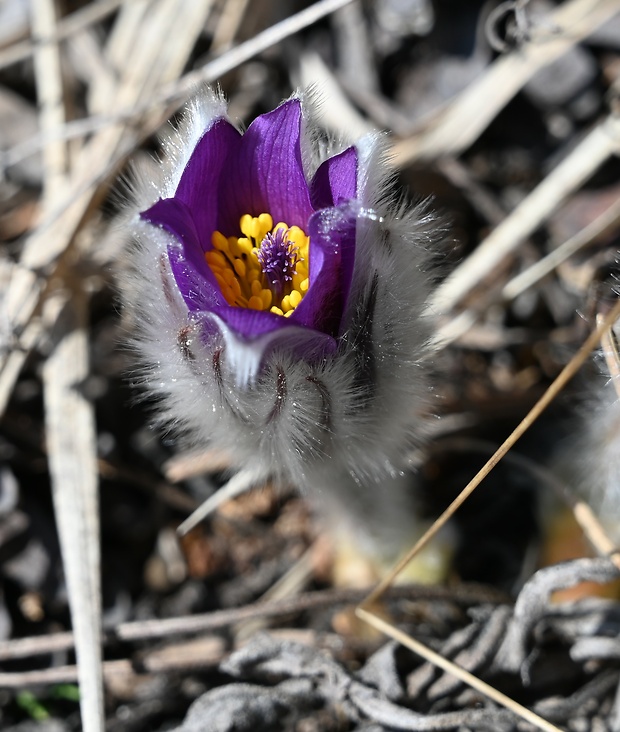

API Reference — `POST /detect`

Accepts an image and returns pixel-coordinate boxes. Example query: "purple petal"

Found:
[310,146,358,210]
[207,307,337,386]
[210,304,289,338]
[291,203,358,336]
[142,197,200,251]
[175,118,241,250]
[206,311,337,386]
[218,99,313,234]
[168,244,225,313]
[207,302,333,346]
[142,197,206,280]
[142,197,223,312]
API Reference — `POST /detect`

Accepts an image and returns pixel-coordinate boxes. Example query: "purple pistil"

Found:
[257,228,299,296]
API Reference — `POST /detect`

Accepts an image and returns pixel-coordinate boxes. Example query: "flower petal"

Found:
[168,244,225,314]
[310,146,358,210]
[172,118,241,249]
[291,202,358,336]
[207,309,337,386]
[141,197,225,313]
[142,196,199,250]
[218,99,313,234]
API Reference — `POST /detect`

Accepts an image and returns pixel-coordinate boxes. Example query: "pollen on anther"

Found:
[206,250,226,268]
[212,231,229,251]
[261,289,273,309]
[237,238,253,256]
[207,212,310,315]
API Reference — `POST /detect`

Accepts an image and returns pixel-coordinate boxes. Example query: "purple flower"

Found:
[140,99,358,383]
[122,90,440,557]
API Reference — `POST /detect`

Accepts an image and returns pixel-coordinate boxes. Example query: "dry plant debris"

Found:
[1,0,620,731]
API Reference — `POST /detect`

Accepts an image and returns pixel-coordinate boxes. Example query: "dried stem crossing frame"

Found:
[357,299,620,732]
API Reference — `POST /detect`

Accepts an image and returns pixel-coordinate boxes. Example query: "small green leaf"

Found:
[51,684,81,702]
[16,691,49,720]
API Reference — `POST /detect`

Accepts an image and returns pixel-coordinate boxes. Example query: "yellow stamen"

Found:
[260,289,273,309]
[237,237,253,256]
[228,237,241,258]
[258,213,273,234]
[230,277,241,299]
[205,213,311,316]
[206,250,226,268]
[239,214,254,240]
[212,231,229,251]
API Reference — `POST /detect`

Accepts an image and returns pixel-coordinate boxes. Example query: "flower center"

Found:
[205,213,309,317]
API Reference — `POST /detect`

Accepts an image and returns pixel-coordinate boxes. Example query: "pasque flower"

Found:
[123,90,442,561]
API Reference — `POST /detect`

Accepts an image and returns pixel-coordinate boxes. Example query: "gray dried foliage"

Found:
[173,557,620,732]
[495,557,620,674]
[175,633,516,732]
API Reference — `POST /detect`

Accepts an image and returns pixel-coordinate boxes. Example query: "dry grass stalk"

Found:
[357,298,620,731]
[298,51,376,138]
[503,198,620,301]
[0,639,225,687]
[361,299,620,603]
[432,113,620,314]
[392,0,620,165]
[432,194,620,350]
[2,0,355,173]
[176,466,269,536]
[210,0,252,51]
[163,447,237,482]
[30,0,68,202]
[42,291,103,732]
[31,2,104,729]
[233,546,316,642]
[7,2,246,728]
[356,608,564,732]
[437,437,620,576]
[0,0,126,70]
[0,582,505,663]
